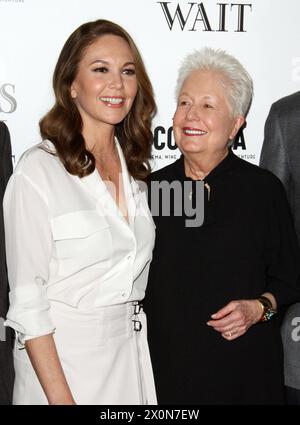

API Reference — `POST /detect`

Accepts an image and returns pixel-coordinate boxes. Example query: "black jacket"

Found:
[0,121,14,404]
[145,150,300,404]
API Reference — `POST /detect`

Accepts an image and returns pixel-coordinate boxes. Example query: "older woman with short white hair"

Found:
[145,47,300,404]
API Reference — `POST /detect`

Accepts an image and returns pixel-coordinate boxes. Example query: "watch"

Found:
[257,296,276,322]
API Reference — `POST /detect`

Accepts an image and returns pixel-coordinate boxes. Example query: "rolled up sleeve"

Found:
[3,172,55,348]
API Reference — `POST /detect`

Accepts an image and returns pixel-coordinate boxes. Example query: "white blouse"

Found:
[4,139,155,345]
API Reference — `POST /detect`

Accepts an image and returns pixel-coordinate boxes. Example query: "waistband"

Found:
[50,300,144,331]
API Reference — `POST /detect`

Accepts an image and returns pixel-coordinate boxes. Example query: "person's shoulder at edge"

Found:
[270,90,300,117]
[0,120,10,144]
[0,120,8,132]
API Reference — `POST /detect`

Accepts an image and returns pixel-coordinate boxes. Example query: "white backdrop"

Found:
[1,0,300,170]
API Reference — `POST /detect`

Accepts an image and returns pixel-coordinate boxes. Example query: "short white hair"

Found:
[175,47,253,117]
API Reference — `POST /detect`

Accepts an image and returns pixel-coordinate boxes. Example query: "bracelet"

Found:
[257,296,276,322]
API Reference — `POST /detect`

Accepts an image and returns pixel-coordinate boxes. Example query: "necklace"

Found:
[106,173,114,182]
[100,167,117,182]
[96,145,120,182]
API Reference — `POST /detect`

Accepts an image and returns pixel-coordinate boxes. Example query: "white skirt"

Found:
[12,301,157,405]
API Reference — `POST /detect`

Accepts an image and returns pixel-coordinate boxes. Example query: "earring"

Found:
[71,89,77,99]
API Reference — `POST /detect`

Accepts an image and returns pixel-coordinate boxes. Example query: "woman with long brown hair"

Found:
[4,19,157,405]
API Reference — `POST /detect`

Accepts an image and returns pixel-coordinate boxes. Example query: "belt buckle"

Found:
[132,319,142,332]
[132,302,143,331]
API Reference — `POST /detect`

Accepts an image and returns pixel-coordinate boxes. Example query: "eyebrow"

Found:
[180,92,216,100]
[89,59,135,67]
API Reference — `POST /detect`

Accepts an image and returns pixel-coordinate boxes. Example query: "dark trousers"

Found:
[286,386,300,405]
[0,330,14,405]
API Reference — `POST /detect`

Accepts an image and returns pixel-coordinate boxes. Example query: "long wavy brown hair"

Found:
[39,19,156,180]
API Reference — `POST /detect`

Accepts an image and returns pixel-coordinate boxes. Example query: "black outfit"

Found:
[0,122,14,404]
[145,149,300,405]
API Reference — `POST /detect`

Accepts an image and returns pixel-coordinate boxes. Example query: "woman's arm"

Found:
[26,334,75,405]
[4,169,75,402]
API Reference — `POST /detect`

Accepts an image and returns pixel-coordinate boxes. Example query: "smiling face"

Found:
[173,70,244,160]
[71,34,138,131]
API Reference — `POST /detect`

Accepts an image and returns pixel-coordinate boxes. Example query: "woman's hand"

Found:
[207,299,263,341]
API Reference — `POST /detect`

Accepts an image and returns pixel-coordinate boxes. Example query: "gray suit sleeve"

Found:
[259,104,290,193]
